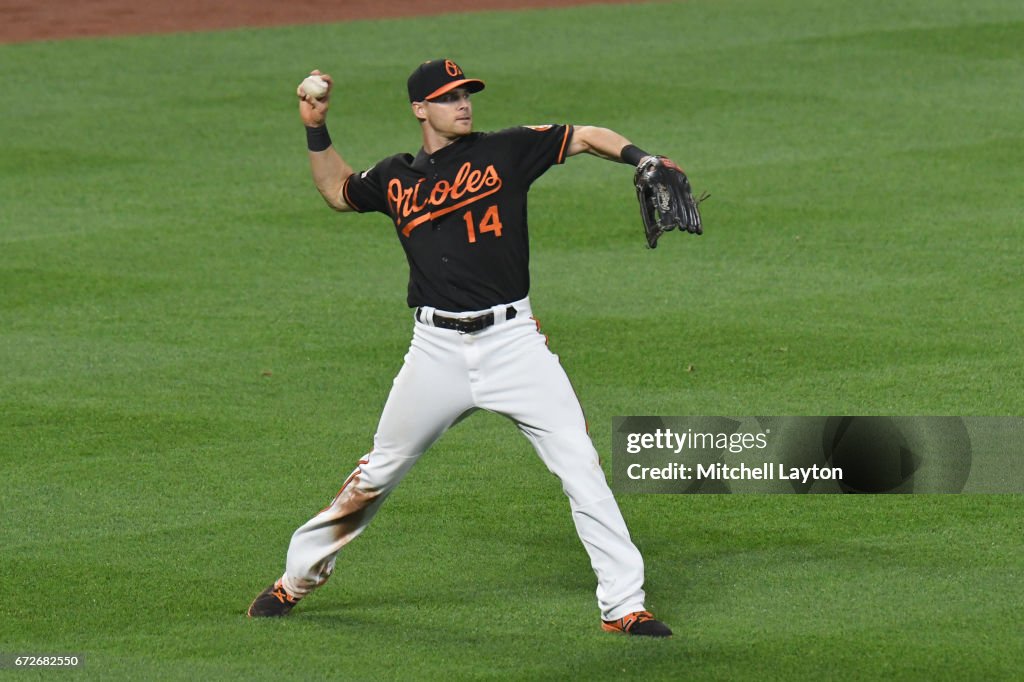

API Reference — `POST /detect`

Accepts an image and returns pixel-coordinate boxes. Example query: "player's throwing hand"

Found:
[297,70,332,127]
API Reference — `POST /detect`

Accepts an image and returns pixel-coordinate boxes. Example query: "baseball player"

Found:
[248,59,678,637]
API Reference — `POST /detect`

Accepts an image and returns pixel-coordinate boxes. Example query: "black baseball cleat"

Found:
[247,580,301,618]
[601,610,673,637]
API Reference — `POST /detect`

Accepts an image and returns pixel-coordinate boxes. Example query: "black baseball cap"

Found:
[407,59,485,102]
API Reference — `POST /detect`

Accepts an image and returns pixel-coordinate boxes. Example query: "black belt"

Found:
[417,305,517,333]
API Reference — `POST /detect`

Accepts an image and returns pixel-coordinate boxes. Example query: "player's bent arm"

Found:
[565,125,634,161]
[309,146,356,212]
[297,70,356,212]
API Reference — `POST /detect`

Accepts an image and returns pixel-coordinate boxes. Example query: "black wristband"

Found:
[620,144,650,166]
[306,125,332,152]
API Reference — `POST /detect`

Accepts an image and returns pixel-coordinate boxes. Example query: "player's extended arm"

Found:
[297,71,356,212]
[564,125,636,162]
[566,125,705,246]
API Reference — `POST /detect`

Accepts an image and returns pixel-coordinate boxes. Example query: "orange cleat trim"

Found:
[601,610,656,633]
[270,581,299,605]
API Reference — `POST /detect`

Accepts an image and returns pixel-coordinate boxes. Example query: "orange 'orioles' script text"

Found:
[388,161,503,236]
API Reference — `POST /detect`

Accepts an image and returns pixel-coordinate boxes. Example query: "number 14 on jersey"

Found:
[463,205,503,244]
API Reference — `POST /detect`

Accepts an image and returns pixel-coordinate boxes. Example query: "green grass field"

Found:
[2,0,1022,679]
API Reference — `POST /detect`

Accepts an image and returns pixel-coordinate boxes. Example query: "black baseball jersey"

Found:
[342,124,574,311]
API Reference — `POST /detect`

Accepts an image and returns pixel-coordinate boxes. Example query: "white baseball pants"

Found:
[278,297,647,620]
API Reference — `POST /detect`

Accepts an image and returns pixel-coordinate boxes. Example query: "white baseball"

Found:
[300,75,329,100]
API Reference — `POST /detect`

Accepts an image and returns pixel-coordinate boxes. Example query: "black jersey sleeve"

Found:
[501,124,574,186]
[341,161,389,214]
